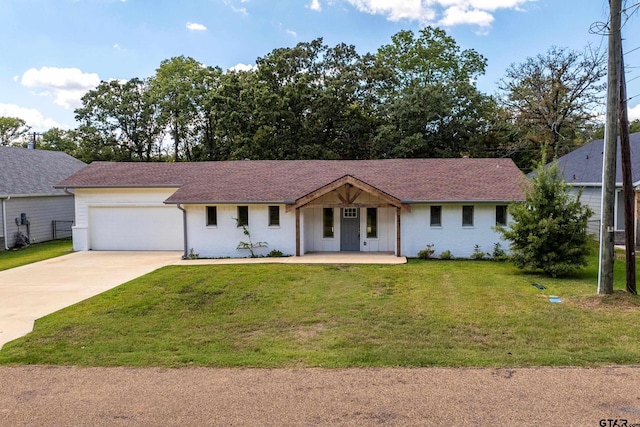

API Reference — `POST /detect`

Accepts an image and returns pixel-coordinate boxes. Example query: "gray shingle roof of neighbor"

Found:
[56,158,527,204]
[553,132,640,185]
[0,146,86,197]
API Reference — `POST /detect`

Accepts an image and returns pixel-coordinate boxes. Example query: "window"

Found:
[430,206,442,227]
[206,206,217,226]
[462,205,474,227]
[496,205,508,226]
[343,207,358,218]
[237,206,248,227]
[323,208,334,238]
[268,206,280,227]
[366,208,377,238]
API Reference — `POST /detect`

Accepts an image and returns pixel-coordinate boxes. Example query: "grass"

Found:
[0,246,638,368]
[0,239,73,272]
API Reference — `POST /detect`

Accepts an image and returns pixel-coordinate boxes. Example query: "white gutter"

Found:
[2,196,10,250]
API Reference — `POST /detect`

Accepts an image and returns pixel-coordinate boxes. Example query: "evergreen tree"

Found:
[497,161,593,277]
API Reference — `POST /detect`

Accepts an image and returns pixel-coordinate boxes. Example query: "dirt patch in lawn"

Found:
[572,290,640,311]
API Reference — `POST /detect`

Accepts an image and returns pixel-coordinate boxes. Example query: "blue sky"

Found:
[1,0,639,132]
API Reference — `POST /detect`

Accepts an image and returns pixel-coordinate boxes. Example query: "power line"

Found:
[625,45,640,55]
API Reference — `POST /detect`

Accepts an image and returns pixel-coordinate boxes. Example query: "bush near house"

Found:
[497,161,592,277]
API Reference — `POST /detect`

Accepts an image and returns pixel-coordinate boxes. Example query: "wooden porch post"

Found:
[296,208,301,256]
[396,207,401,257]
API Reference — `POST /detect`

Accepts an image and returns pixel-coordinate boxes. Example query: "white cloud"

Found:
[286,29,298,37]
[629,104,640,121]
[439,5,493,27]
[21,67,100,110]
[346,0,436,22]
[229,63,257,72]
[0,103,64,131]
[344,0,533,29]
[223,0,248,15]
[308,0,322,11]
[186,22,207,31]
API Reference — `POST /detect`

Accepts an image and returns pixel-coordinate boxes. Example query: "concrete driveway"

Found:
[0,251,180,349]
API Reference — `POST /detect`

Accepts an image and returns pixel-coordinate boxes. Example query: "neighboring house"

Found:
[554,132,640,244]
[56,158,525,258]
[0,146,86,250]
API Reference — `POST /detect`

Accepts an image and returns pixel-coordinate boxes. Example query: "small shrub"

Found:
[186,248,199,260]
[439,250,453,260]
[492,242,508,261]
[417,244,435,260]
[234,217,268,257]
[471,244,486,260]
[266,249,284,258]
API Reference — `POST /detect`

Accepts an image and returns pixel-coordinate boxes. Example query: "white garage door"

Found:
[89,206,183,250]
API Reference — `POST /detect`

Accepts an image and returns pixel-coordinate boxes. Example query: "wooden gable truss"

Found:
[287,175,409,257]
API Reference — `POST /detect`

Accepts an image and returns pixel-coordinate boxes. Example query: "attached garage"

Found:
[89,205,183,250]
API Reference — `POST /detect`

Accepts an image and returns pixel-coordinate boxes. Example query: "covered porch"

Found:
[287,175,410,257]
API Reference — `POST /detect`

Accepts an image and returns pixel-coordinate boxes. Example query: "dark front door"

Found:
[340,208,360,251]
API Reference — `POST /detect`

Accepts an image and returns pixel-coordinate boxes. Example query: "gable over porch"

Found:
[287,175,410,257]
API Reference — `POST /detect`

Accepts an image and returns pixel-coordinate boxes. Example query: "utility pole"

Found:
[619,43,638,295]
[598,0,622,295]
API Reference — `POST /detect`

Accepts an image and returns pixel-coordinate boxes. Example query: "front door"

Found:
[340,208,360,251]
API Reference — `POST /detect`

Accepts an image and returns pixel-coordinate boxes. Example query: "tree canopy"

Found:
[0,117,31,146]
[497,46,606,171]
[28,28,608,167]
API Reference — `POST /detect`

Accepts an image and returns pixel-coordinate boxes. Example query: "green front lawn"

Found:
[0,239,73,272]
[1,245,638,368]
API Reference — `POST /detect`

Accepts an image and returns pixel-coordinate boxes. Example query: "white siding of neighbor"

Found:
[185,204,297,258]
[2,195,74,248]
[401,203,510,259]
[72,188,181,251]
[570,186,602,237]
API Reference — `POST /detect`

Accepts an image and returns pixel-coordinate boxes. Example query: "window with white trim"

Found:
[366,208,377,238]
[323,208,334,238]
[268,206,280,227]
[237,206,248,227]
[206,206,217,226]
[343,207,358,218]
[462,205,474,227]
[430,206,442,227]
[496,205,508,226]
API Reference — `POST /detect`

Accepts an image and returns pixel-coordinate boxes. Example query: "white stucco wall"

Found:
[401,203,510,259]
[185,204,297,258]
[71,188,514,258]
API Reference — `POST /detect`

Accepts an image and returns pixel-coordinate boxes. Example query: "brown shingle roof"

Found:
[56,159,526,203]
